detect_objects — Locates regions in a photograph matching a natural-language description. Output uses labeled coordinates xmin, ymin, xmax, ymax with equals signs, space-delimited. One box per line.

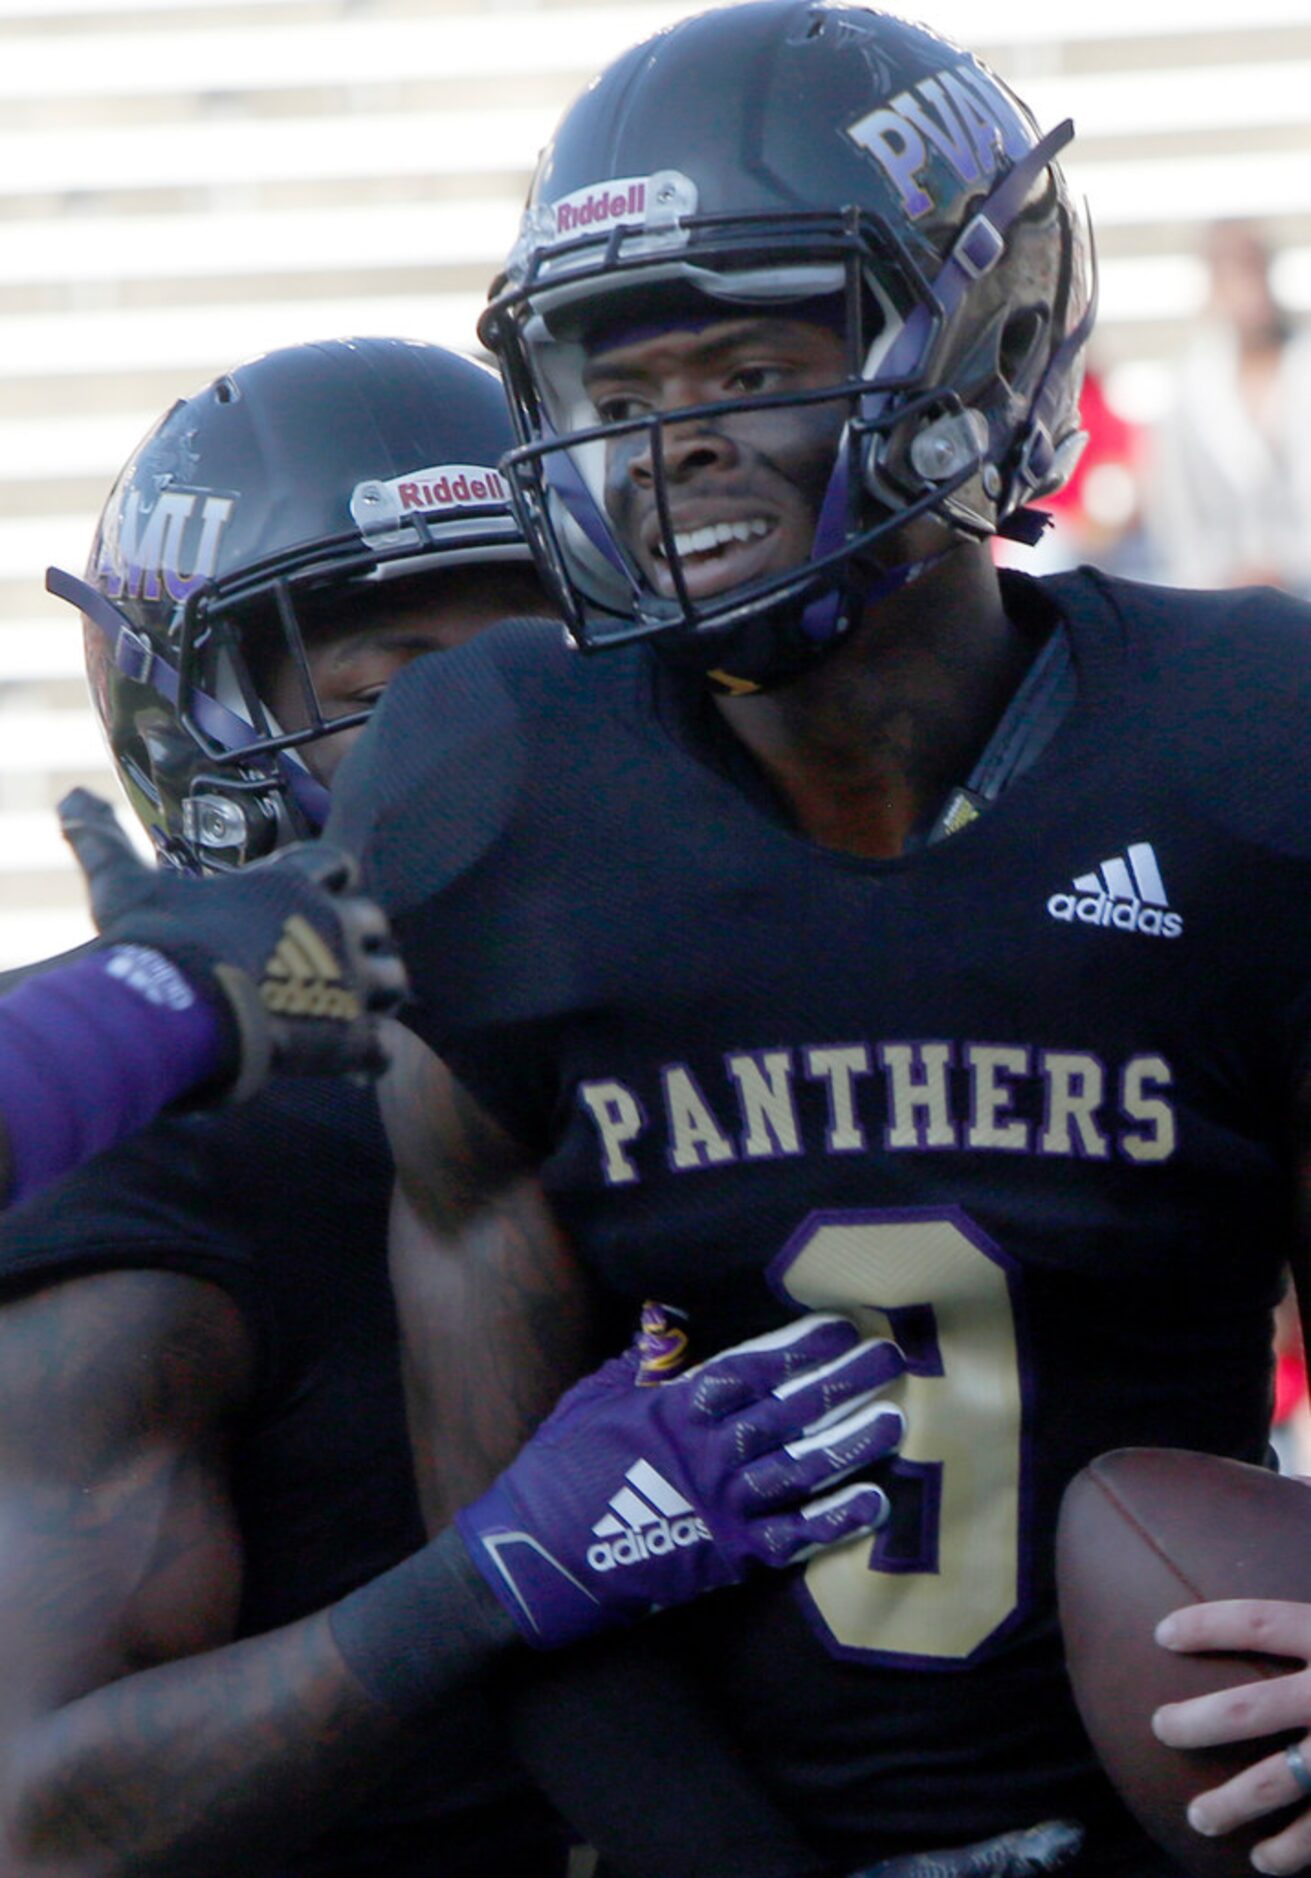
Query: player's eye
xmin=320 ymin=688 xmax=381 ymax=722
xmin=593 ymin=390 xmax=651 ymax=424
xmin=725 ymin=362 xmax=789 ymax=396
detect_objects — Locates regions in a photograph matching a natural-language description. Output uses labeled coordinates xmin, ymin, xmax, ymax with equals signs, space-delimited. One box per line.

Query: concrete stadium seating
xmin=2 ymin=0 xmax=1310 ymax=964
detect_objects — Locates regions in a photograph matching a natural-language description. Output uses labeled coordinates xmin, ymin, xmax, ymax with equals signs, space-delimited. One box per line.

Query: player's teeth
xmin=671 ymin=517 xmax=771 ymax=559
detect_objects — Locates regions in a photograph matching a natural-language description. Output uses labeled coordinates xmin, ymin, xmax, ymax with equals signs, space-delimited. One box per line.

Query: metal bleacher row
xmin=2 ymin=0 xmax=1311 ymax=966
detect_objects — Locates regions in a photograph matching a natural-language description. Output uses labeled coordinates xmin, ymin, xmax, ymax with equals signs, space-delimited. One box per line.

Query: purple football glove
xmin=455 ymin=1312 xmax=905 ymax=1649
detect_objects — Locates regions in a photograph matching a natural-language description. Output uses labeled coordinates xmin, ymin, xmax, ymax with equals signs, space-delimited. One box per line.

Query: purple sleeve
xmin=0 ymin=946 xmax=222 ymax=1208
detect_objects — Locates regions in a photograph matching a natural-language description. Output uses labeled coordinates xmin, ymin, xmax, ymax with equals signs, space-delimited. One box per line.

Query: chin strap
xmin=996 ymin=507 xmax=1055 ymax=547
xmin=701 ymin=539 xmax=960 ymax=697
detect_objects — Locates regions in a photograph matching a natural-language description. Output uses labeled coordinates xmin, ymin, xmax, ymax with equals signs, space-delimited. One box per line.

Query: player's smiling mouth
xmin=646 ymin=514 xmax=779 ymax=598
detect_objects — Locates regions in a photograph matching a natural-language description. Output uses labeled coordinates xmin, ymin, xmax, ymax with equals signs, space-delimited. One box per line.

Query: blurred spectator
xmin=1040 ymin=362 xmax=1148 ymax=571
xmin=1146 ymin=220 xmax=1311 ymax=594
xmin=1272 ymin=1283 xmax=1311 ymax=1478
xmin=996 ymin=360 xmax=1151 ymax=578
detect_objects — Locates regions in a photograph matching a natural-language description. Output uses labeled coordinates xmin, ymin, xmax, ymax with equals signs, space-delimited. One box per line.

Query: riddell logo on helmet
xmin=550 ymin=178 xmax=647 ymax=239
xmin=350 ymin=465 xmax=509 ymax=540
xmin=395 ymin=465 xmax=509 ymax=511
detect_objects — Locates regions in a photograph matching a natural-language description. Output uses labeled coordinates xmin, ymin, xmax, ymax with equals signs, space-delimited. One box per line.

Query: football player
xmin=325 ymin=6 xmax=1311 ymax=1877
xmin=0 ymin=335 xmax=910 ymax=1876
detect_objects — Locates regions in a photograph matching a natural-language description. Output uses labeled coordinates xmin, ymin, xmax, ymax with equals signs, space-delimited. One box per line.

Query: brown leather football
xmin=1057 ymin=1447 xmax=1311 ymax=1878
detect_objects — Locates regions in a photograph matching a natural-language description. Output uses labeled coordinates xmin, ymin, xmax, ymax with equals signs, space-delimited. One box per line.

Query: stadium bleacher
xmin=3 ymin=0 xmax=1310 ymax=964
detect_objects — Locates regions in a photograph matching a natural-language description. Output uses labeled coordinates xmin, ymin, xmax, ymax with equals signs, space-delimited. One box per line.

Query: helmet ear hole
xmin=999 ymin=308 xmax=1046 ymax=392
xmin=140 ymin=718 xmax=205 ymax=827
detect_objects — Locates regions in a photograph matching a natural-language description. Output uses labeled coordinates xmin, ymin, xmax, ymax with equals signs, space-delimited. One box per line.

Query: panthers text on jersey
xmin=331 ymin=567 xmax=1311 ymax=1874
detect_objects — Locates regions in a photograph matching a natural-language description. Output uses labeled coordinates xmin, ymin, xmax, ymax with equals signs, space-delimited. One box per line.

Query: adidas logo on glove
xmin=587 ymin=1458 xmax=711 ymax=1573
xmin=260 ymin=915 xmax=362 ymax=1020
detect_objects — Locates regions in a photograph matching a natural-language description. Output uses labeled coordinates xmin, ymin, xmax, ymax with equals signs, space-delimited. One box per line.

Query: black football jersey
xmin=330 ymin=568 xmax=1311 ymax=1873
xmin=0 ymin=1079 xmax=568 ymax=1877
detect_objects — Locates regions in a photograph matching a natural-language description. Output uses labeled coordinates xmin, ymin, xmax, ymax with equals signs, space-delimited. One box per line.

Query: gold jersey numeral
xmin=777 ymin=1210 xmax=1024 ymax=1662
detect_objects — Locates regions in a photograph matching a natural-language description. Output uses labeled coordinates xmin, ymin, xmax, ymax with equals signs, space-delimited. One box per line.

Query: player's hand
xmin=58 ymin=787 xmax=408 ymax=1101
xmin=851 ymin=1820 xmax=1085 ymax=1878
xmin=456 ymin=1311 xmax=906 ymax=1648
xmin=1154 ymin=1599 xmax=1311 ymax=1873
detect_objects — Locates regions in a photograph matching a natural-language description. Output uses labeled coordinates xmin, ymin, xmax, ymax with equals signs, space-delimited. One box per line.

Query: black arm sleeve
xmin=501 ymin=1625 xmax=834 ymax=1878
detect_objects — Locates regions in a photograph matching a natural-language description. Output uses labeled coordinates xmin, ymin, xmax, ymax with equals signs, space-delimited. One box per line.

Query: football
xmin=1057 ymin=1448 xmax=1311 ymax=1878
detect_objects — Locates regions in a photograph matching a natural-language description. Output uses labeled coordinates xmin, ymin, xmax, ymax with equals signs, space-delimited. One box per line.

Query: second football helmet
xmin=480 ymin=0 xmax=1095 ymax=690
xmin=51 ymin=337 xmax=531 ymax=868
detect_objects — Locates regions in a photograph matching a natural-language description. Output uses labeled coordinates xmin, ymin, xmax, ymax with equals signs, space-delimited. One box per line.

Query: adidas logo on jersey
xmin=1047 ymin=843 xmax=1182 ymax=939
xmin=586 ymin=1458 xmax=711 ymax=1573
xmin=260 ymin=915 xmax=362 ymax=1020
